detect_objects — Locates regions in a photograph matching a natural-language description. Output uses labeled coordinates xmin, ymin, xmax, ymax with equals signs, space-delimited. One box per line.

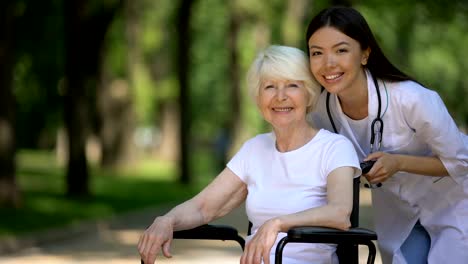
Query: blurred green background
xmin=0 ymin=0 xmax=467 ymax=237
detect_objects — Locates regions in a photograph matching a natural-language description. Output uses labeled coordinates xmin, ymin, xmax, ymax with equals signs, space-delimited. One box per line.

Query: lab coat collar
xmin=326 ymin=69 xmax=390 ymax=158
xmin=366 ymin=69 xmax=388 ymax=121
xmin=330 ymin=70 xmax=376 ymax=158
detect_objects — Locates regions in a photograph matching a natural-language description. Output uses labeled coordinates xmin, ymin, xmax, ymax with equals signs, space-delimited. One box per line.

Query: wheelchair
xmin=141 ymin=177 xmax=377 ymax=264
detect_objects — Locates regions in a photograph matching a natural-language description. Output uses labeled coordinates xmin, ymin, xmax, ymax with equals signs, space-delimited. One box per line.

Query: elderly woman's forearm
xmin=159 ymin=199 xmax=207 ymax=231
xmin=276 ymin=204 xmax=352 ymax=232
xmin=164 ymin=168 xmax=248 ymax=231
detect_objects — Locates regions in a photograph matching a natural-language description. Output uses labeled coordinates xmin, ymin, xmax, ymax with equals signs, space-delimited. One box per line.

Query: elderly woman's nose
xmin=276 ymin=88 xmax=288 ymax=100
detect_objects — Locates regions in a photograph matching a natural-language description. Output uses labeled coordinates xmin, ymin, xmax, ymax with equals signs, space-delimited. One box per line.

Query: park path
xmin=0 ymin=189 xmax=381 ymax=264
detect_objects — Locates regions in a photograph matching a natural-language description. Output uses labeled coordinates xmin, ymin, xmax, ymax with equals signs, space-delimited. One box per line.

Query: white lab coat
xmin=308 ymin=70 xmax=468 ymax=264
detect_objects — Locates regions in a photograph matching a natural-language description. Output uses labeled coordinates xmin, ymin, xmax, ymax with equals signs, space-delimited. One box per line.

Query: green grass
xmin=0 ymin=150 xmax=208 ymax=237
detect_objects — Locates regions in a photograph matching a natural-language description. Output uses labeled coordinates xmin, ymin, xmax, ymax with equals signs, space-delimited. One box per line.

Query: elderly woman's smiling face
xmin=257 ymin=78 xmax=310 ymax=129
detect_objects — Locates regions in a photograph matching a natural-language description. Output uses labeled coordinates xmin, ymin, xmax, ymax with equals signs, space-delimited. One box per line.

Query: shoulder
xmin=388 ymin=80 xmax=440 ymax=103
xmin=314 ymin=130 xmax=360 ymax=176
xmin=314 ymin=129 xmax=354 ymax=148
xmin=228 ymin=133 xmax=274 ymax=172
xmin=242 ymin=132 xmax=275 ymax=149
xmin=315 ymin=130 xmax=357 ymax=159
xmin=386 ymin=80 xmax=448 ymax=118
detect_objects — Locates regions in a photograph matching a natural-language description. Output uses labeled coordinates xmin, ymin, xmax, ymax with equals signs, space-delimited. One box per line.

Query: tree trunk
xmin=156 ymin=102 xmax=180 ymax=161
xmin=218 ymin=3 xmax=241 ymax=170
xmin=97 ymin=0 xmax=139 ymax=168
xmin=96 ymin=0 xmax=136 ymax=168
xmin=94 ymin=0 xmax=138 ymax=168
xmin=270 ymin=1 xmax=287 ymax=44
xmin=283 ymin=0 xmax=310 ymax=47
xmin=97 ymin=77 xmax=135 ymax=168
xmin=64 ymin=0 xmax=122 ymax=196
xmin=176 ymin=0 xmax=196 ymax=184
xmin=0 ymin=0 xmax=20 ymax=208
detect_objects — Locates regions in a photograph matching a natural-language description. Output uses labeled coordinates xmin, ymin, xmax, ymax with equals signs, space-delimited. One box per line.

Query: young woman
xmin=138 ymin=45 xmax=361 ymax=264
xmin=306 ymin=6 xmax=468 ymax=264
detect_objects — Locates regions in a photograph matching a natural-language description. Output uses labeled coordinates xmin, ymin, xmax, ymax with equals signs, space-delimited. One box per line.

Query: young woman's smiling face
xmin=257 ymin=79 xmax=310 ymax=130
xmin=308 ymin=26 xmax=370 ymax=97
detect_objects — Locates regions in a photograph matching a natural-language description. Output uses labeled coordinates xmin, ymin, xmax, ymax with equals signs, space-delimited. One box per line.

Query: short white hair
xmin=246 ymin=45 xmax=321 ymax=113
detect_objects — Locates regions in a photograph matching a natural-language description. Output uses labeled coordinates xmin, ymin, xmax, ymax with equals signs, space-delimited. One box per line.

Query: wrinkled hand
xmin=138 ymin=216 xmax=174 ymax=264
xmin=363 ymin=152 xmax=400 ymax=184
xmin=241 ymin=219 xmax=281 ymax=264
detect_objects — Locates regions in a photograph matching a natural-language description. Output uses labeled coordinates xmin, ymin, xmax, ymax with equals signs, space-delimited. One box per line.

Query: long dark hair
xmin=306 ymin=6 xmax=413 ymax=83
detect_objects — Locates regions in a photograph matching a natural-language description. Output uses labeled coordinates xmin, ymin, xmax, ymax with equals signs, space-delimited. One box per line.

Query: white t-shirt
xmin=344 ymin=115 xmax=371 ymax=155
xmin=227 ymin=129 xmax=360 ymax=264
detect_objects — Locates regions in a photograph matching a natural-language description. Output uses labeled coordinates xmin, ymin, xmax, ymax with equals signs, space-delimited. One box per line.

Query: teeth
xmin=274 ymin=107 xmax=292 ymax=112
xmin=325 ymin=74 xmax=341 ymax=80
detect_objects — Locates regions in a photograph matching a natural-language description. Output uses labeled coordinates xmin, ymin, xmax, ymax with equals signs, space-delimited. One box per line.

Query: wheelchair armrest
xmin=142 ymin=224 xmax=245 ymax=264
xmin=286 ymin=226 xmax=377 ymax=244
xmin=274 ymin=226 xmax=377 ymax=264
xmin=173 ymin=224 xmax=245 ymax=249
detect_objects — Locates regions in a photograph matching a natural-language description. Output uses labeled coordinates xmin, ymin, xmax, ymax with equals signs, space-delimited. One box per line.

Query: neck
xmin=274 ymin=122 xmax=317 ymax=152
xmin=338 ymin=69 xmax=368 ymax=120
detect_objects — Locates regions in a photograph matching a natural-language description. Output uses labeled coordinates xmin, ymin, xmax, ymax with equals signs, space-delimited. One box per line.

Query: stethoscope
xmin=325 ymin=74 xmax=384 ymax=188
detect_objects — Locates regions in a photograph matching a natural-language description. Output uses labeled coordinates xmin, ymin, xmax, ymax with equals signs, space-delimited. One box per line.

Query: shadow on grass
xmin=0 ymin=179 xmax=198 ymax=236
xmin=1 ymin=149 xmax=202 ymax=237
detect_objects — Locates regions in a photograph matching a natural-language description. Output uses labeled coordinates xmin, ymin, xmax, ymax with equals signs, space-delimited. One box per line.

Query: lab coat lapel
xmin=327 ymin=70 xmax=389 ymax=159
xmin=366 ymin=69 xmax=390 ymax=151
xmin=366 ymin=70 xmax=380 ymax=125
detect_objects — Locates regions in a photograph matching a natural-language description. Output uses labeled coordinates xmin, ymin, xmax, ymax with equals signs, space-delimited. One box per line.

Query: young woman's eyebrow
xmin=309 ymin=41 xmax=350 ymax=50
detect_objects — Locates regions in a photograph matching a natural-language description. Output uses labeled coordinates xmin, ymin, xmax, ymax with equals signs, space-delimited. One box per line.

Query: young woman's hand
xmin=363 ymin=152 xmax=400 ymax=184
xmin=240 ymin=218 xmax=281 ymax=264
xmin=138 ymin=216 xmax=175 ymax=264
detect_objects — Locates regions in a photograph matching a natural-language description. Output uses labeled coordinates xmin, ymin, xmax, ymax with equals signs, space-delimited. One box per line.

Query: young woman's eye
xmin=288 ymin=83 xmax=299 ymax=88
xmin=337 ymin=48 xmax=348 ymax=53
xmin=310 ymin=51 xmax=322 ymax=56
xmin=264 ymin=85 xmax=274 ymax=89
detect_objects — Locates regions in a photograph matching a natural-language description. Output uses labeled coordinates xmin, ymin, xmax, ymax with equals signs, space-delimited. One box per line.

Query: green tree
xmin=0 ymin=0 xmax=21 ymax=208
xmin=359 ymin=0 xmax=468 ymax=128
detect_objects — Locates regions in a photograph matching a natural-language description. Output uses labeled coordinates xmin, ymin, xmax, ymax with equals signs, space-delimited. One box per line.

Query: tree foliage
xmin=3 ymin=0 xmax=467 ymax=202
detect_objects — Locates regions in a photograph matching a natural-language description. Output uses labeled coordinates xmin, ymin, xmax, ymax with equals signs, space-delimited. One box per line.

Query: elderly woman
xmin=138 ymin=45 xmax=361 ymax=264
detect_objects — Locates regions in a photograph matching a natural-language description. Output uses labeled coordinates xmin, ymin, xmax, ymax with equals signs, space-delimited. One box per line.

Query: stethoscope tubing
xmin=325 ymin=73 xmax=383 ymax=152
xmin=325 ymin=73 xmax=384 ymax=189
